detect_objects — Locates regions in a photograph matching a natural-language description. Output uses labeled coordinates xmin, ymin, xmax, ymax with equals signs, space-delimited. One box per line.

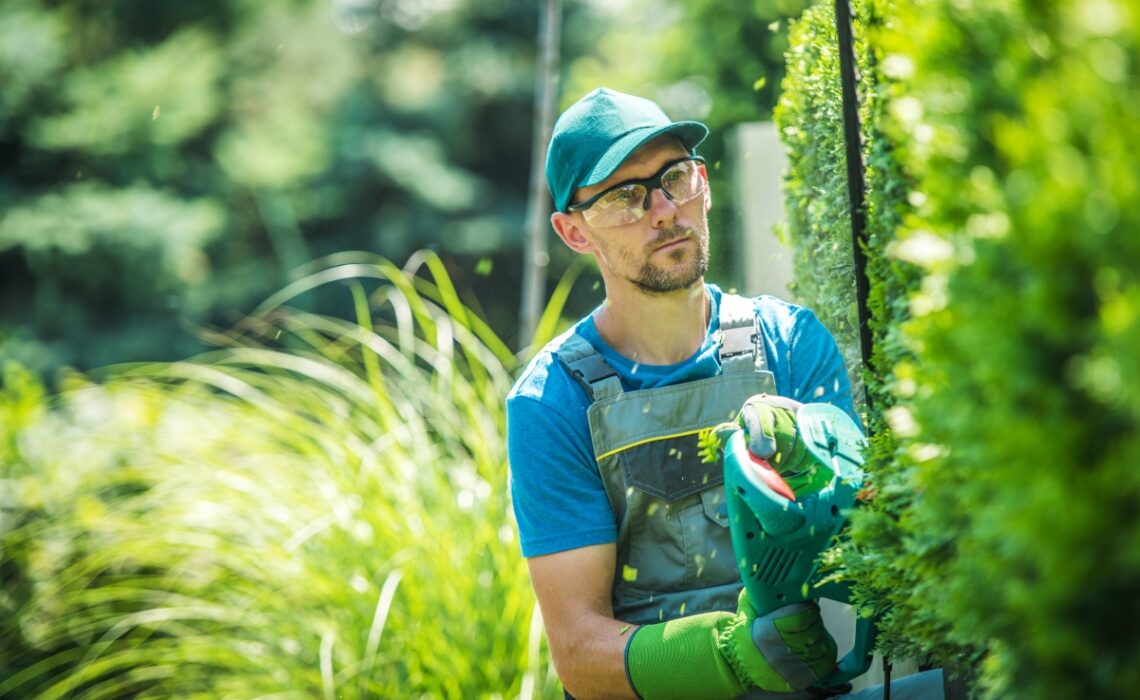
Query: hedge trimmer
xmin=714 ymin=394 xmax=877 ymax=692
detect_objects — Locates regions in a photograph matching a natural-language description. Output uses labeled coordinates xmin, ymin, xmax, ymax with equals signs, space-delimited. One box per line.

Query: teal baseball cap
xmin=545 ymin=88 xmax=709 ymax=212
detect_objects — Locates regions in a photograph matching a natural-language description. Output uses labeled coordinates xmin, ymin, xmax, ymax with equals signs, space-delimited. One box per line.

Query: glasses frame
xmin=566 ymin=156 xmax=706 ymax=226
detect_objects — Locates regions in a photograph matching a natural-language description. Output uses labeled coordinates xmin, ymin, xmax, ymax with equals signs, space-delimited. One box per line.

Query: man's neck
xmin=594 ymin=282 xmax=711 ymax=366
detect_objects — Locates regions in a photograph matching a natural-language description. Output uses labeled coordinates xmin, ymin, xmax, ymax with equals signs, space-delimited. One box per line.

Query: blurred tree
xmin=0 ymin=0 xmax=607 ymax=373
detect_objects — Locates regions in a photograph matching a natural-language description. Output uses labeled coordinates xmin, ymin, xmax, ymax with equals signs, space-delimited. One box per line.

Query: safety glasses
xmin=567 ymin=156 xmax=706 ymax=229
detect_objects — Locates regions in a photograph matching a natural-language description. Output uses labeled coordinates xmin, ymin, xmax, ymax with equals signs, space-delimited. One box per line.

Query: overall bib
xmin=558 ymin=294 xmax=776 ymax=625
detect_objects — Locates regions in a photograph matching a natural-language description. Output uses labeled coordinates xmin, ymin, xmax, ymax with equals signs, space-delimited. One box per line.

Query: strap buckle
xmin=569 ymin=353 xmax=619 ymax=386
xmin=718 ymin=325 xmax=756 ymax=359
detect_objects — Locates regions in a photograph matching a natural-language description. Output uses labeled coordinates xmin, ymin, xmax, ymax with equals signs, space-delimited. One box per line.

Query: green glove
xmin=625 ymin=589 xmax=837 ymax=699
xmin=739 ymin=394 xmax=832 ymax=497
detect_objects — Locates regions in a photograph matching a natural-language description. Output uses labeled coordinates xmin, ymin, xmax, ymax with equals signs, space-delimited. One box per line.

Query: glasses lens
xmin=661 ymin=160 xmax=703 ymax=204
xmin=581 ymin=184 xmax=648 ymax=228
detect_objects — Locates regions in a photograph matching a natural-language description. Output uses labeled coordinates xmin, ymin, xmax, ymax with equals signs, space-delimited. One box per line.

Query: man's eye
xmin=601 ymin=186 xmax=641 ymax=206
xmin=662 ymin=164 xmax=691 ymax=185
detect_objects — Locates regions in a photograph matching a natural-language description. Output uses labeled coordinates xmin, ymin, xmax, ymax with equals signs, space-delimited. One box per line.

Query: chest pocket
xmin=612 ymin=431 xmax=737 ymax=594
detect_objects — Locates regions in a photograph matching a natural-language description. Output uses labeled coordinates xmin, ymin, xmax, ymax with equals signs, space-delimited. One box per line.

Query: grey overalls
xmin=558 ymin=294 xmax=777 ymax=625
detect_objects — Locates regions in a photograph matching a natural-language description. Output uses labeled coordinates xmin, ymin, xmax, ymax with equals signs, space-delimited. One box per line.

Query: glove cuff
xmin=623 ymin=629 xmax=642 ymax=700
xmin=717 ymin=613 xmax=798 ymax=694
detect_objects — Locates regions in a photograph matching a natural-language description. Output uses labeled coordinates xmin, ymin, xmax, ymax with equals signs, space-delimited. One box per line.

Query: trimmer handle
xmin=813 ymin=579 xmax=879 ymax=689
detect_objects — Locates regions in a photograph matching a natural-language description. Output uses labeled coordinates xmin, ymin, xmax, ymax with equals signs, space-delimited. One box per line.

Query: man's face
xmin=566 ymin=137 xmax=711 ymax=296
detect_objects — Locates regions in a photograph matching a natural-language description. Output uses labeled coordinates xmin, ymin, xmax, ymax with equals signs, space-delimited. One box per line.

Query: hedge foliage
xmin=778 ymin=0 xmax=1140 ymax=696
xmin=775 ymin=0 xmax=867 ymax=388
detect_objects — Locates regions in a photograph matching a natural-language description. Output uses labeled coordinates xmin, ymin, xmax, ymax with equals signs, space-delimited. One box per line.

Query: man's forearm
xmin=548 ymin=613 xmax=639 ymax=700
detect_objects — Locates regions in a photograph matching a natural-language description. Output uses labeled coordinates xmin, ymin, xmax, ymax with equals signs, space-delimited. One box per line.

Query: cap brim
xmin=583 ymin=121 xmax=709 ymax=188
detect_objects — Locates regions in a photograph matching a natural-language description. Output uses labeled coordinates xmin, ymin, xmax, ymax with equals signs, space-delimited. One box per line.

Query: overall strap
xmin=717 ymin=293 xmax=768 ymax=374
xmin=557 ymin=333 xmax=624 ymax=402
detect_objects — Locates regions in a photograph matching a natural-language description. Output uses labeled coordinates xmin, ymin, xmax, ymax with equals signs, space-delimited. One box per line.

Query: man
xmin=507 ymin=88 xmax=941 ymax=700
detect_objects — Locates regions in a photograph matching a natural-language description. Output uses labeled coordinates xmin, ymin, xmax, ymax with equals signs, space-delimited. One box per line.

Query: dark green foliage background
xmin=778 ymin=0 xmax=1140 ymax=696
xmin=0 ymin=0 xmax=607 ymax=372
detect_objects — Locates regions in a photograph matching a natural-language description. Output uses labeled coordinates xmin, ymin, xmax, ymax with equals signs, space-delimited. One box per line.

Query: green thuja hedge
xmin=779 ymin=0 xmax=1140 ymax=696
xmin=774 ymin=0 xmax=869 ymax=389
xmin=776 ymin=0 xmax=920 ymax=418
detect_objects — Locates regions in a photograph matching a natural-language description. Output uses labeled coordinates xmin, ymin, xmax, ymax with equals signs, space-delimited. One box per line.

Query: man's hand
xmin=739 ymin=394 xmax=832 ymax=496
xmin=739 ymin=592 xmax=838 ymax=691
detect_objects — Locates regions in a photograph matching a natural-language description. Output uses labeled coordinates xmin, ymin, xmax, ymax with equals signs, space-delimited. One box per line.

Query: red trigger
xmin=748 ymin=453 xmax=796 ymax=501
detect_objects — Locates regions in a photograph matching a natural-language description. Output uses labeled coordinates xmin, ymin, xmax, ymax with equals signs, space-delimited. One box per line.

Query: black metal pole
xmin=834 ymin=0 xmax=875 ymax=416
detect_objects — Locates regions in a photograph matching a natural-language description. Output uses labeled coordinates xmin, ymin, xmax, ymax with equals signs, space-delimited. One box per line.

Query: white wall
xmin=729 ymin=121 xmax=795 ymax=301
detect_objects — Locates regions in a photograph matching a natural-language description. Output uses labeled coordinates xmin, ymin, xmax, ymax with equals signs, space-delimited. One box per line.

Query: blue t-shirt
xmin=506 ymin=284 xmax=857 ymax=558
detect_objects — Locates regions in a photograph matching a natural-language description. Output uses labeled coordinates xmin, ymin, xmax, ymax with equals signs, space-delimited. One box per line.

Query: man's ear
xmin=551 ymin=212 xmax=595 ymax=254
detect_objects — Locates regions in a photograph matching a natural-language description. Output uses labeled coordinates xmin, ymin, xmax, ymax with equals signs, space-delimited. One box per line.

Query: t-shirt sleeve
xmin=786 ymin=307 xmax=862 ymax=428
xmin=507 ymin=392 xmax=618 ymax=558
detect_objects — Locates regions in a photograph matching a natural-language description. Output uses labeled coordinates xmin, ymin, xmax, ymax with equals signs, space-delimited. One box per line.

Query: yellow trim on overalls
xmin=595 ymin=428 xmax=710 ymax=462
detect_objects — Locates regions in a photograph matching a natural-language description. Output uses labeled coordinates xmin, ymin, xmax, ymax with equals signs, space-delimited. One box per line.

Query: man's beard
xmin=631 ymin=228 xmax=709 ymax=295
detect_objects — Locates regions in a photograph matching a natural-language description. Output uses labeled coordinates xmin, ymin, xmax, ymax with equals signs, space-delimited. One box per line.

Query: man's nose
xmin=646 ymin=187 xmax=679 ymax=228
